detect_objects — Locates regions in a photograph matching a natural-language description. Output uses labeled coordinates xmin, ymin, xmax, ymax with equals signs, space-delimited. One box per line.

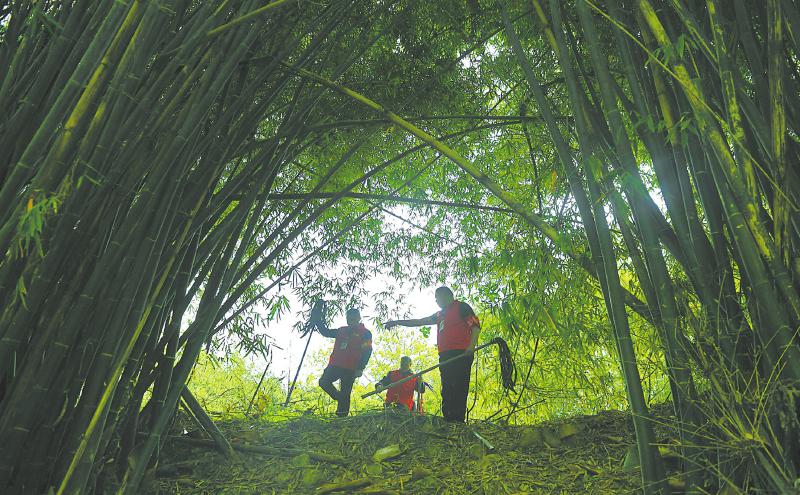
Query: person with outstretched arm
xmin=385 ymin=286 xmax=480 ymax=423
xmin=317 ymin=308 xmax=372 ymax=417
xmin=375 ymin=356 xmax=426 ymax=412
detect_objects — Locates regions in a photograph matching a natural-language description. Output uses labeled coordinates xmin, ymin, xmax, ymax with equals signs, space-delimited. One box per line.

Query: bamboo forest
xmin=1 ymin=0 xmax=799 ymax=493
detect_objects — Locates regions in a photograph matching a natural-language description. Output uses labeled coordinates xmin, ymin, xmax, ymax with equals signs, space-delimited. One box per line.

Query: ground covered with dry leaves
xmin=149 ymin=407 xmax=680 ymax=494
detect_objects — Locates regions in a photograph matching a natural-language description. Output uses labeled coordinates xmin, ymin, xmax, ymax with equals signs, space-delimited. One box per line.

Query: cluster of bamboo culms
xmin=493 ymin=1 xmax=799 ymax=493
xmin=0 ymin=1 xmax=400 ymax=493
xmin=303 ymin=0 xmax=798 ymax=493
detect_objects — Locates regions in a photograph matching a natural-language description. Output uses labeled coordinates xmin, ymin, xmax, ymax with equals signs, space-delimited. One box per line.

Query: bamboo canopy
xmin=0 ymin=0 xmax=798 ymax=494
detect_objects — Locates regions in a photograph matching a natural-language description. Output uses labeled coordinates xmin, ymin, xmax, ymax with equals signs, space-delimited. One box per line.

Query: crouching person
xmin=376 ymin=356 xmax=425 ymax=413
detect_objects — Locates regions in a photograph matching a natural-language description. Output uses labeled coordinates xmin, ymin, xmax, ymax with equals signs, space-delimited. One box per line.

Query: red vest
xmin=436 ymin=300 xmax=479 ymax=352
xmin=384 ymin=370 xmax=417 ymax=410
xmin=328 ymin=324 xmax=370 ymax=370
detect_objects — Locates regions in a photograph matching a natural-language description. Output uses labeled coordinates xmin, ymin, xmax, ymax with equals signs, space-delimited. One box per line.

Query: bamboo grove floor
xmin=147 ymin=407 xmax=681 ymax=494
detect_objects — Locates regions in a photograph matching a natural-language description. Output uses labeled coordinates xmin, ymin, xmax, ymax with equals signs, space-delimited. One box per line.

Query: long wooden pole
xmin=284 ymin=331 xmax=313 ymax=406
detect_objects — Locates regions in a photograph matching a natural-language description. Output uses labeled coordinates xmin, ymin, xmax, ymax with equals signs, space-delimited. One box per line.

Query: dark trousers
xmin=318 ymin=365 xmax=356 ymax=416
xmin=438 ymin=350 xmax=474 ymax=422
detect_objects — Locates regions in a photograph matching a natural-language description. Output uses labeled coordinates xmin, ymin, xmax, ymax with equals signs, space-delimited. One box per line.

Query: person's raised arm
xmin=313 ymin=319 xmax=337 ymax=338
xmin=384 ymin=313 xmax=437 ymax=329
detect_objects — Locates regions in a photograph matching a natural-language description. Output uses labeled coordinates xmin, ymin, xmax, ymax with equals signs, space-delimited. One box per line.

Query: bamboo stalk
xmin=576 ymin=3 xmax=701 ymax=490
xmin=637 ymin=0 xmax=800 ymax=379
xmin=767 ymin=0 xmax=790 ymax=267
xmin=540 ymin=2 xmax=666 ymax=491
xmin=181 ymin=388 xmax=237 ymax=460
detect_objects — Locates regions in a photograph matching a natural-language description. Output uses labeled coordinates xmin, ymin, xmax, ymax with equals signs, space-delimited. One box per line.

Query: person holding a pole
xmin=317 ymin=308 xmax=372 ymax=417
xmin=375 ymin=356 xmax=426 ymax=413
xmin=385 ymin=287 xmax=480 ymax=423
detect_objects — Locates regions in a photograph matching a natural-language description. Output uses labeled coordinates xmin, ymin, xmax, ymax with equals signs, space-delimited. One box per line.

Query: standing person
xmin=385 ymin=287 xmax=480 ymax=423
xmin=375 ymin=356 xmax=426 ymax=412
xmin=317 ymin=308 xmax=372 ymax=417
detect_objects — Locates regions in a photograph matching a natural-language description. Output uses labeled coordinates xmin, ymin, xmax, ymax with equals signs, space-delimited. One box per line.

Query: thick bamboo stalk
xmin=637 ymin=0 xmax=800 ymax=381
xmin=767 ymin=0 xmax=790 ymax=267
xmin=0 ymin=3 xmax=132 ymax=233
xmin=705 ymin=0 xmax=760 ymax=205
xmin=576 ymin=3 xmax=702 ymax=491
xmin=542 ymin=2 xmax=666 ymax=491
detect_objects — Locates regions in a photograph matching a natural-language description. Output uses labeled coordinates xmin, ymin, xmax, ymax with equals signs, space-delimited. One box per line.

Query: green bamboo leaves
xmin=0 ymin=2 xmax=389 ymax=493
xmin=488 ymin=0 xmax=800 ymax=492
xmin=1 ymin=1 xmax=798 ymax=494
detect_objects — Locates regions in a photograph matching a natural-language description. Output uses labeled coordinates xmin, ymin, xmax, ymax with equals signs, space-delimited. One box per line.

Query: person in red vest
xmin=317 ymin=308 xmax=372 ymax=417
xmin=375 ymin=356 xmax=425 ymax=412
xmin=385 ymin=286 xmax=480 ymax=423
